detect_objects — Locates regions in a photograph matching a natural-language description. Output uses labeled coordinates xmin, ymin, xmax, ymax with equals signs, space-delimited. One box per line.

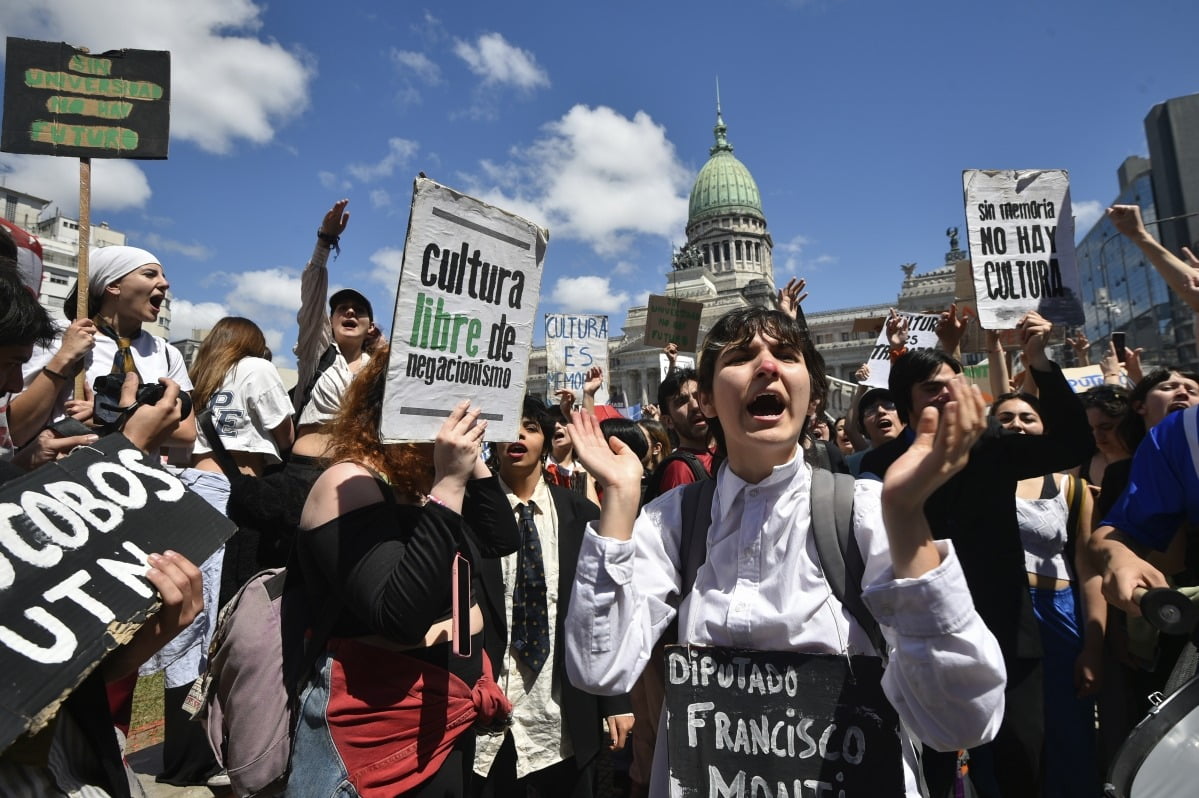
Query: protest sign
xmin=665 ymin=645 xmax=904 ymax=797
xmin=963 ymin=169 xmax=1084 ymax=329
xmin=0 ymin=434 xmax=235 ymax=752
xmin=382 ymin=177 xmax=547 ymax=442
xmin=660 ymin=352 xmax=696 ymax=381
xmin=2 ymin=37 xmax=170 ymax=159
xmin=545 ymin=314 xmax=609 ymax=404
xmin=1062 ymin=364 xmax=1106 ymax=394
xmin=861 ymin=312 xmax=941 ymax=389
xmin=644 ymin=295 xmax=703 ymax=351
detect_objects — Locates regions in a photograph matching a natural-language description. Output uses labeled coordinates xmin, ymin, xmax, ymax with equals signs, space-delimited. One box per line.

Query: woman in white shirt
xmin=143 ymin=316 xmax=292 ymax=789
xmin=15 ymin=245 xmax=195 ymax=450
xmin=563 ymin=307 xmax=1006 ymax=798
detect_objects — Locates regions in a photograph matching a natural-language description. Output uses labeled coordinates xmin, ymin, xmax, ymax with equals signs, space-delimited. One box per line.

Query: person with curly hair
xmin=289 ymin=346 xmax=520 ymax=797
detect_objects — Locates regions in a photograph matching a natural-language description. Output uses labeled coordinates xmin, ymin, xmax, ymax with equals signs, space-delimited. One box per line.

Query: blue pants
xmin=1030 ymin=584 xmax=1099 ymax=798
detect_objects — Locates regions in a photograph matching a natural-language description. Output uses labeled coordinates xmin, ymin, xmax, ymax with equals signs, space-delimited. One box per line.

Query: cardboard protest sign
xmin=861 ymin=312 xmax=941 ymax=389
xmin=2 ymin=37 xmax=170 ymax=159
xmin=644 ymin=295 xmax=703 ymax=351
xmin=544 ymin=314 xmax=608 ymax=404
xmin=0 ymin=434 xmax=235 ymax=752
xmin=659 ymin=352 xmax=696 ymax=381
xmin=382 ymin=177 xmax=547 ymax=442
xmin=963 ymin=170 xmax=1084 ymax=329
xmin=1062 ymin=364 xmax=1106 ymax=394
xmin=665 ymin=645 xmax=904 ymax=797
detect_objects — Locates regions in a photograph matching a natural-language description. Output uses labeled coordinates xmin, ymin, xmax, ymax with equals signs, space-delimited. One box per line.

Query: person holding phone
xmin=290 ymin=346 xmax=519 ymax=798
xmin=473 ymin=396 xmax=633 ymax=798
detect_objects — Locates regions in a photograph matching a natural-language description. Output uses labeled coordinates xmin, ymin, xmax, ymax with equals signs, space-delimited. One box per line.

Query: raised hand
xmin=885 ymin=308 xmax=910 ymax=350
xmin=319 ymin=198 xmax=350 ymax=239
xmin=776 ymin=277 xmax=808 ymax=320
xmin=1018 ymin=310 xmax=1052 ymax=370
xmin=432 ymin=400 xmax=487 ymax=489
xmin=882 ymin=375 xmax=986 ymax=523
xmin=566 ymin=408 xmax=643 ymax=495
xmin=936 ymin=302 xmax=969 ymax=354
xmin=583 ymin=366 xmax=604 ymax=398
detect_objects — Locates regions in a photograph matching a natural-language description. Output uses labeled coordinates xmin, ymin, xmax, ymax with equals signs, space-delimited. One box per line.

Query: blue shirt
xmin=1102 ymin=405 xmax=1199 ymax=551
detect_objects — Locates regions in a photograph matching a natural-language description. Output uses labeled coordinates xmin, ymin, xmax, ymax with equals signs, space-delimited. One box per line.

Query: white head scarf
xmin=88 ymin=246 xmax=160 ymax=294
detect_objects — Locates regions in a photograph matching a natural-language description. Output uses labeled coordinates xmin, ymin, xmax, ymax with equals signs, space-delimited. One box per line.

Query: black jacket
xmin=860 ymin=362 xmax=1093 ymax=663
xmin=478 ymin=482 xmax=631 ymax=773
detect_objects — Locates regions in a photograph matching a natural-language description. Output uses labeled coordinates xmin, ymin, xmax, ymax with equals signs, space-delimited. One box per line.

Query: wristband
xmin=316 ymin=230 xmax=341 ymax=258
xmin=426 ymin=493 xmax=448 ymax=508
xmin=42 ymin=366 xmax=70 ymax=382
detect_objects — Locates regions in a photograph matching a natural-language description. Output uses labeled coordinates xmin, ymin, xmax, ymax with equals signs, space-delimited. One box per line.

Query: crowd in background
xmin=0 ymin=199 xmax=1196 ymax=797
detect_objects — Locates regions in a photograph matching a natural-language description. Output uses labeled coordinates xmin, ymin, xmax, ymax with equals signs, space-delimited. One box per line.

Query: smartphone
xmin=1112 ymin=332 xmax=1127 ymax=363
xmin=49 ymin=417 xmax=94 ymax=438
xmin=451 ymin=553 xmax=471 ymax=658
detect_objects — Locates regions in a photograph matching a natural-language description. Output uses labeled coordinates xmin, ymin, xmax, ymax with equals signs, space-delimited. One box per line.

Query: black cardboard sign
xmin=2 ymin=37 xmax=170 ymax=159
xmin=644 ymin=294 xmax=703 ymax=352
xmin=664 ymin=645 xmax=905 ymax=797
xmin=0 ymin=435 xmax=234 ymax=752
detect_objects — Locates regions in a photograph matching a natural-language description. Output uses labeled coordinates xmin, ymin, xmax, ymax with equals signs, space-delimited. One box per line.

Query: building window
xmin=4 ymin=195 xmax=15 ymax=221
xmin=841 ymin=332 xmax=850 ymax=342
xmin=723 ymin=242 xmax=731 ymax=263
xmin=735 ymin=241 xmax=743 ymax=262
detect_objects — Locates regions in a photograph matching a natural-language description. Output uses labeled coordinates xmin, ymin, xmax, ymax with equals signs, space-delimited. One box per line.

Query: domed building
xmin=582 ymin=103 xmax=781 ymax=407
xmin=676 ymin=102 xmax=775 ymax=302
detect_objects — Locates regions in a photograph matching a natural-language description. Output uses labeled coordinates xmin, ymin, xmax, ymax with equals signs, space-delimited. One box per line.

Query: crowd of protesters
xmin=0 ymin=198 xmax=1198 ymax=798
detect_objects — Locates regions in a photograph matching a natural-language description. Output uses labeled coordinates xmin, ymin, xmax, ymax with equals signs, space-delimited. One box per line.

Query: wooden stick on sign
xmin=75 ymin=156 xmax=91 ymax=399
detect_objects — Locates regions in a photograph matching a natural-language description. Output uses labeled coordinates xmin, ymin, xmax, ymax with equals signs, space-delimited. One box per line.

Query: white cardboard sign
xmin=381 ymin=178 xmax=547 ymax=442
xmin=544 ymin=314 xmax=609 ymax=405
xmin=861 ymin=312 xmax=941 ymax=389
xmin=659 ymin=352 xmax=695 ymax=381
xmin=963 ymin=169 xmax=1085 ymax=330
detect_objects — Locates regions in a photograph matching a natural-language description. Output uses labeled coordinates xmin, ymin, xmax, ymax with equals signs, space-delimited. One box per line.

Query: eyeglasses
xmin=863 ymin=400 xmax=896 ymax=417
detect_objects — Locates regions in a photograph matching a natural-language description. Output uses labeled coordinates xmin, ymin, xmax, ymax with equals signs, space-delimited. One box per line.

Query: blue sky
xmin=2 ymin=0 xmax=1197 ymax=359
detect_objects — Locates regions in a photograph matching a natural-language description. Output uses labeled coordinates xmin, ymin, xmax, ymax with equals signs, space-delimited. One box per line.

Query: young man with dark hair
xmin=844 ymin=387 xmax=904 ymax=476
xmin=860 ymin=311 xmax=1093 ymax=798
xmin=565 ymin=306 xmax=1005 ymax=797
xmin=644 ymin=367 xmax=715 ymax=498
xmin=474 ymin=396 xmax=632 ymax=798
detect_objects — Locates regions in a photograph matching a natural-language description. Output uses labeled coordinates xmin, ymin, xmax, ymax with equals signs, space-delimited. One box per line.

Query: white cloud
xmin=1073 ymin=200 xmax=1103 ymax=238
xmin=0 ymin=154 xmax=151 ymax=215
xmin=133 ymin=232 xmax=212 ymax=260
xmin=368 ymin=247 xmax=405 ymax=289
xmin=218 ymin=267 xmax=303 ymax=324
xmin=346 ymin=138 xmax=419 ymax=183
xmin=2 ymin=0 xmax=314 ymax=155
xmin=370 ymin=189 xmax=392 ymax=209
xmin=453 ymin=33 xmax=549 ymax=91
xmin=466 ymin=105 xmax=691 ymax=256
xmin=169 ymin=299 xmax=229 ymax=337
xmin=613 ymin=260 xmax=637 ymax=276
xmin=318 ymin=171 xmax=350 ymax=191
xmin=391 ymin=49 xmax=442 ymax=84
xmin=775 ymin=233 xmax=836 ymax=274
xmin=550 ymin=275 xmax=630 ymax=313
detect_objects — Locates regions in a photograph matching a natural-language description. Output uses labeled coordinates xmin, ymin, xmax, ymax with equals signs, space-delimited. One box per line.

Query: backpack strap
xmin=678 ymin=477 xmax=717 ymax=598
xmin=198 ymin=409 xmax=242 ymax=482
xmin=809 ymin=469 xmax=885 ymax=657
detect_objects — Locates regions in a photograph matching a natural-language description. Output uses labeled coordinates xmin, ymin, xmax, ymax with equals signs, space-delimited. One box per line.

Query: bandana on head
xmin=88 ymin=246 xmax=160 ymax=296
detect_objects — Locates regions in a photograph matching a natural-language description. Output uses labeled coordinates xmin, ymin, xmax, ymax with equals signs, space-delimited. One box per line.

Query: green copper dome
xmin=687 ymin=109 xmax=763 ymax=225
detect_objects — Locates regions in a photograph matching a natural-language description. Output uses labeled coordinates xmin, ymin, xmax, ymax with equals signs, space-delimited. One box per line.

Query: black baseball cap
xmin=857 ymin=388 xmax=894 ymax=434
xmin=329 ymin=288 xmax=373 ymax=319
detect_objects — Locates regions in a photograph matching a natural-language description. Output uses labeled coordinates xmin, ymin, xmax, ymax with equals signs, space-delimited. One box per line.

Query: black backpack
xmin=642 ymin=449 xmax=713 ymax=506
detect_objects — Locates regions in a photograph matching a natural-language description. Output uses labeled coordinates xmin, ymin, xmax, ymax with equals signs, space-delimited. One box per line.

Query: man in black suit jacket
xmin=473 ymin=397 xmax=632 ymax=798
xmin=860 ymin=312 xmax=1092 ymax=798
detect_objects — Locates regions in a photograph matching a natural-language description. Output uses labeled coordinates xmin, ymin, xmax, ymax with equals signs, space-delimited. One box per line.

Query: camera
xmin=92 ymin=374 xmax=194 ymax=432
